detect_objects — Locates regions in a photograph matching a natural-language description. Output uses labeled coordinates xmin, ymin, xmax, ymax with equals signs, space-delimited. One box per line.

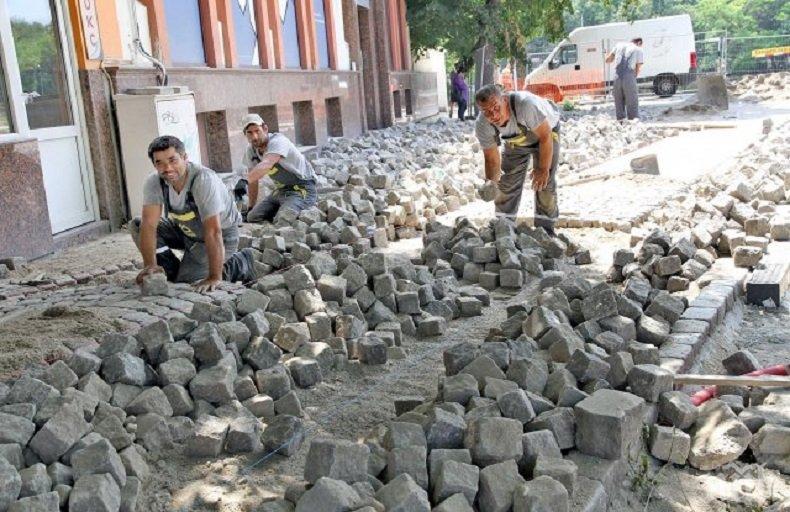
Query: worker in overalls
xmin=131 ymin=135 xmax=255 ymax=292
xmin=241 ymin=114 xmax=318 ymax=224
xmin=606 ymin=37 xmax=644 ymax=120
xmin=474 ymin=84 xmax=561 ymax=234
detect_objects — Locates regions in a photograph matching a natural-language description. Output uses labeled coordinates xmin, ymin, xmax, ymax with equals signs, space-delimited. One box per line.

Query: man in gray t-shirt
xmin=240 ymin=113 xmax=317 ymax=224
xmin=606 ymin=38 xmax=644 ymax=120
xmin=474 ymin=84 xmax=562 ymax=234
xmin=131 ymin=135 xmax=255 ymax=291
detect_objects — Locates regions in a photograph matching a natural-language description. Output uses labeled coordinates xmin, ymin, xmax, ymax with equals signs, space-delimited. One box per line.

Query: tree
xmin=407 ymin=0 xmax=576 ymax=78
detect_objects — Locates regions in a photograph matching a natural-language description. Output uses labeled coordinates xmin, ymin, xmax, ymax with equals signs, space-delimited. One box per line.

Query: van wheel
xmin=654 ymin=75 xmax=677 ymax=97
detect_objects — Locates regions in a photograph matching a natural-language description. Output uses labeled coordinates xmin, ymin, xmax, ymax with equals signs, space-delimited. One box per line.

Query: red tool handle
xmin=689 ymin=364 xmax=788 ymax=406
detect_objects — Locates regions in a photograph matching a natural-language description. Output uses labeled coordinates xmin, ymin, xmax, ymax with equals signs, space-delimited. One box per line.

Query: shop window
xmin=8 ymin=0 xmax=73 ymax=129
xmin=293 ymin=101 xmax=316 ymax=146
xmin=249 ymin=105 xmax=279 ymax=133
xmin=199 ymin=110 xmax=232 ymax=172
xmin=313 ymin=0 xmax=330 ymax=69
xmin=163 ymin=0 xmax=206 ymax=65
xmin=232 ymin=0 xmax=259 ymax=66
xmin=393 ymin=90 xmax=402 ymax=119
xmin=281 ymin=0 xmax=301 ymax=68
xmin=325 ymin=97 xmax=342 ymax=137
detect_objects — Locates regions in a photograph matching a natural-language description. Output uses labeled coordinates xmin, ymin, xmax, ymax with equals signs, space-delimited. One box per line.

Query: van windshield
xmin=542 ymin=39 xmax=568 ymax=66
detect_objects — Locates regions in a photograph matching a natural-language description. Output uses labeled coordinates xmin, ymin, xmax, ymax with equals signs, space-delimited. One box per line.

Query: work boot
xmin=223 ymin=248 xmax=257 ymax=284
xmin=156 ymin=249 xmax=181 ymax=282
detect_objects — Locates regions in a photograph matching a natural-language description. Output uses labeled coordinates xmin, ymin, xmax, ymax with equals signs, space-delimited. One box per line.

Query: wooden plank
xmin=674 ymin=374 xmax=790 ymax=387
xmin=746 ymin=240 xmax=790 ymax=307
xmin=747 ymin=261 xmax=790 ymax=307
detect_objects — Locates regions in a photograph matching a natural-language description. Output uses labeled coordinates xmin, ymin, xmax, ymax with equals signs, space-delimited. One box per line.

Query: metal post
xmin=722 ymin=30 xmax=728 ymax=78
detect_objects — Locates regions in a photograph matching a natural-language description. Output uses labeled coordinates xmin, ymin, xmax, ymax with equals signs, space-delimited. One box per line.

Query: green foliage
xmin=630 ymin=453 xmax=659 ymax=500
xmin=407 ymin=0 xmax=579 ymax=67
xmin=10 ymin=19 xmax=58 ymax=94
xmin=562 ymin=99 xmax=576 ymax=110
xmin=408 ymin=0 xmax=785 ymax=79
xmin=563 ymin=0 xmax=787 ymax=36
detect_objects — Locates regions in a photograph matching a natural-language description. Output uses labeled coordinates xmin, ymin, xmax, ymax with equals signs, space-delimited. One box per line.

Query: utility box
xmin=115 ymin=86 xmax=202 ymax=218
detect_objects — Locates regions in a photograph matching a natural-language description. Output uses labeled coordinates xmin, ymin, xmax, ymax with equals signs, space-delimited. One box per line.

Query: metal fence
xmin=725 ymin=34 xmax=790 ymax=75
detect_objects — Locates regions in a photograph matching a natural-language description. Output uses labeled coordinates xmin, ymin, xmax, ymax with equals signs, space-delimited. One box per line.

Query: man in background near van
xmin=606 ymin=37 xmax=644 ymax=120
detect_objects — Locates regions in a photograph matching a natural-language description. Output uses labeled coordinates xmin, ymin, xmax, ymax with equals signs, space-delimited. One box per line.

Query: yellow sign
xmin=751 ymin=46 xmax=790 ymax=58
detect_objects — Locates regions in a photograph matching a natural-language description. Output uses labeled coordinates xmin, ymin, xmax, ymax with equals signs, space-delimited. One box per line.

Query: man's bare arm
xmin=203 ymin=215 xmax=224 ymax=281
xmin=247 ymin=153 xmax=282 ymax=208
xmin=532 ymin=120 xmax=554 ymax=191
xmin=483 ymin=147 xmax=501 ymax=182
xmin=248 ymin=154 xmax=282 ymax=183
xmin=635 ymin=62 xmax=643 ymax=77
xmin=605 ymin=52 xmax=615 ymax=63
xmin=140 ymin=204 xmax=163 ymax=268
xmin=248 ymin=179 xmax=259 ymax=208
xmin=136 ymin=204 xmax=164 ymax=284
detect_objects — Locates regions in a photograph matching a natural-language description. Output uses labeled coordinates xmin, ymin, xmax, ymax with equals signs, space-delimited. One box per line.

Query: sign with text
xmin=78 ymin=0 xmax=102 ymax=60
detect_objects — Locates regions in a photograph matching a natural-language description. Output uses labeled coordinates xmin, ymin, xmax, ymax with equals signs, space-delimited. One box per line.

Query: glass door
xmin=0 ymin=0 xmax=96 ymax=233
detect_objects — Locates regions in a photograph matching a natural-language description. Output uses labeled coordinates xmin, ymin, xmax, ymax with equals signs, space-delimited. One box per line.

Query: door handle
xmin=575 ymin=64 xmax=581 ymax=70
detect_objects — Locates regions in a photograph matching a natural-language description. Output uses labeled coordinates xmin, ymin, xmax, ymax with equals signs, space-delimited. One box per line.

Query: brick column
xmin=324 ymin=0 xmax=338 ymax=69
xmin=341 ymin=0 xmax=361 ymax=70
xmin=372 ymin=0 xmax=393 ymax=126
xmin=198 ymin=0 xmax=223 ymax=67
xmin=138 ymin=0 xmax=170 ymax=65
xmin=266 ymin=0 xmax=285 ymax=68
xmin=386 ymin=0 xmax=402 ymax=70
xmin=253 ymin=0 xmax=273 ymax=68
xmin=305 ymin=0 xmax=319 ymax=70
xmin=398 ymin=0 xmax=410 ymax=71
xmin=217 ymin=0 xmax=239 ymax=67
xmin=295 ymin=0 xmax=313 ymax=69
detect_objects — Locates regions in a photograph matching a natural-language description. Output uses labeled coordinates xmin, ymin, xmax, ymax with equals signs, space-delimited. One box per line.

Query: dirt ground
xmin=0 ymin=306 xmax=127 ymax=380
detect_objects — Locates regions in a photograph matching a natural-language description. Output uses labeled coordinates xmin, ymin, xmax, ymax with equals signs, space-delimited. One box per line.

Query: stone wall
xmin=0 ymin=138 xmax=54 ymax=260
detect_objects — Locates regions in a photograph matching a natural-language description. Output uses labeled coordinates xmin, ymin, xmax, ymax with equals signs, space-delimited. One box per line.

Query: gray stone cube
xmin=574 ymin=390 xmax=644 ymax=460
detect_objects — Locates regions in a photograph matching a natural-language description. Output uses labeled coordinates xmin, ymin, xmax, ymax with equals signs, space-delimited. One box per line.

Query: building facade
xmin=0 ymin=0 xmax=439 ymax=260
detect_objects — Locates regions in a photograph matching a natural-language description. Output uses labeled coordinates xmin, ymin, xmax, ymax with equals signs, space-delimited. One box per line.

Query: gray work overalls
xmin=246 ymin=150 xmax=318 ymax=224
xmin=613 ymin=46 xmax=639 ymax=120
xmin=493 ymin=94 xmax=561 ymax=232
xmin=131 ymin=170 xmax=241 ymax=283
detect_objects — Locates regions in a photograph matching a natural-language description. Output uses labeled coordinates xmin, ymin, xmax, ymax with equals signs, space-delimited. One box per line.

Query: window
xmin=281 ymin=0 xmax=301 ymax=68
xmin=325 ymin=97 xmax=342 ymax=137
xmin=8 ymin=0 xmax=73 ymax=129
xmin=292 ymin=100 xmax=315 ymax=145
xmin=163 ymin=0 xmax=206 ymax=65
xmin=560 ymin=45 xmax=578 ymax=65
xmin=0 ymin=56 xmax=13 ymax=134
xmin=313 ymin=0 xmax=330 ymax=69
xmin=232 ymin=0 xmax=259 ymax=66
xmin=249 ymin=105 xmax=279 ymax=132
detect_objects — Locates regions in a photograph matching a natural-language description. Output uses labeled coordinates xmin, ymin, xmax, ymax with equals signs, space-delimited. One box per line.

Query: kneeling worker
xmin=241 ymin=114 xmax=317 ymax=223
xmin=132 ymin=135 xmax=255 ymax=292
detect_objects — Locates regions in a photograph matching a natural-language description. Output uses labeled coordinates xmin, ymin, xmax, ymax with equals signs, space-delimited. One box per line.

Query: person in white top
xmin=606 ymin=37 xmax=645 ymax=120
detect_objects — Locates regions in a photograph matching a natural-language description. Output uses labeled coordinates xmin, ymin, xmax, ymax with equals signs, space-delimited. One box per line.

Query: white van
xmin=525 ymin=15 xmax=697 ymax=101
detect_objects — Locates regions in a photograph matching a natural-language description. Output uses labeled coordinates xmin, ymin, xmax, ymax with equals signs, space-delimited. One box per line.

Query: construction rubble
xmin=0 ymin=96 xmax=789 ymax=512
xmin=730 ymin=72 xmax=790 ymax=103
